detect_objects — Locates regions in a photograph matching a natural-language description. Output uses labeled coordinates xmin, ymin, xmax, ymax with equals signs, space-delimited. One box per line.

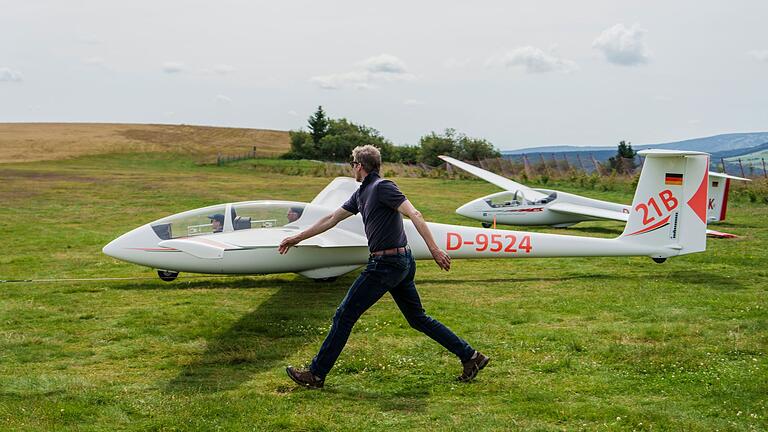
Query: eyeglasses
xmin=349 ymin=161 xmax=361 ymax=168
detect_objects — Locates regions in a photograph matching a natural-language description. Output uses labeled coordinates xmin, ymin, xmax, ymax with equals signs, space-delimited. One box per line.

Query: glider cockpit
xmin=149 ymin=201 xmax=308 ymax=240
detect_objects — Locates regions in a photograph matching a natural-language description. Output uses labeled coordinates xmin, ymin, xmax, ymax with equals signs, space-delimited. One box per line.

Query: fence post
xmin=763 ymin=158 xmax=767 ymax=179
xmin=539 ymin=153 xmax=549 ymax=175
xmin=252 ymin=146 xmax=257 ymax=158
xmin=738 ymin=158 xmax=746 ymax=178
xmin=550 ymin=153 xmax=561 ymax=175
xmin=523 ymin=154 xmax=533 ymax=178
xmin=720 ymin=157 xmax=727 ymax=174
xmin=576 ymin=153 xmax=585 ymax=172
xmin=217 ymin=153 xmax=221 ymax=166
xmin=590 ymin=153 xmax=602 ymax=176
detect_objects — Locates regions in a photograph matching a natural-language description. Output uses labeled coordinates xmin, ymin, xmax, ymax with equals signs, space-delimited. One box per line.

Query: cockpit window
xmin=151 ymin=204 xmax=227 ymax=240
xmin=231 ymin=202 xmax=306 ymax=230
xmin=484 ymin=192 xmax=524 ymax=209
xmin=149 ymin=202 xmax=308 ymax=240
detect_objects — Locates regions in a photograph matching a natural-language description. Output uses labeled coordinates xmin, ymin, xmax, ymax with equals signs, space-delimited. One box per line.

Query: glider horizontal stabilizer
xmin=548 ymin=202 xmax=629 ymax=222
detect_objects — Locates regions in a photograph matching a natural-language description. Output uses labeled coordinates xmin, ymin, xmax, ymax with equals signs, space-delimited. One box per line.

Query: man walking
xmin=278 ymin=145 xmax=488 ymax=389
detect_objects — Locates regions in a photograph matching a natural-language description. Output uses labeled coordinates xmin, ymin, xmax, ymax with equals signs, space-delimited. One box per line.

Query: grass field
xmin=1 ymin=152 xmax=766 ymax=431
xmin=0 ymin=123 xmax=290 ymax=164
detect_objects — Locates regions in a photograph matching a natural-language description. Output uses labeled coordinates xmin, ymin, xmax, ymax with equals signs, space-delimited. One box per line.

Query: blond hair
xmin=352 ymin=145 xmax=381 ymax=173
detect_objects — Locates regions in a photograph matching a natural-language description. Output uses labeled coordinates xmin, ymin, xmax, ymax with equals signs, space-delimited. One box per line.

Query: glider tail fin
xmin=619 ymin=150 xmax=709 ymax=257
xmin=706 ymin=172 xmax=749 ymax=223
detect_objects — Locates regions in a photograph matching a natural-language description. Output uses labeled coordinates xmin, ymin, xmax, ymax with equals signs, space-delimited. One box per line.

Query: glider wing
xmin=310 ymin=177 xmax=360 ymax=209
xmin=158 ymin=237 xmax=242 ymax=259
xmin=439 ymin=155 xmax=550 ymax=202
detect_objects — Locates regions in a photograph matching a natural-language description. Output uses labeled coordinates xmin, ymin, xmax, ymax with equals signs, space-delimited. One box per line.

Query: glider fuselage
xmin=456 ymin=189 xmax=630 ymax=227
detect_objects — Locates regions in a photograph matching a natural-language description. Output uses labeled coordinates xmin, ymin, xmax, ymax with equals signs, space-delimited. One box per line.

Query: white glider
xmin=104 ymin=150 xmax=710 ymax=281
xmin=440 ymin=155 xmax=748 ymax=235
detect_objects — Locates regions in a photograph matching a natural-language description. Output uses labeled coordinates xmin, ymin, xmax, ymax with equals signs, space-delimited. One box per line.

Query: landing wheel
xmin=313 ymin=277 xmax=338 ymax=283
xmin=651 ymin=258 xmax=667 ymax=264
xmin=481 ymin=222 xmax=492 ymax=228
xmin=157 ymin=270 xmax=179 ymax=282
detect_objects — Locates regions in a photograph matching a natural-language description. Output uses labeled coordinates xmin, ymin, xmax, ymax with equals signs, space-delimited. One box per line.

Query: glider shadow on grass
xmin=163 ymin=278 xmax=347 ymax=394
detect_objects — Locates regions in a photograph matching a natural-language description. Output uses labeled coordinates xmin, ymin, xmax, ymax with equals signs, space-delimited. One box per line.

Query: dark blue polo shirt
xmin=342 ymin=171 xmax=408 ymax=253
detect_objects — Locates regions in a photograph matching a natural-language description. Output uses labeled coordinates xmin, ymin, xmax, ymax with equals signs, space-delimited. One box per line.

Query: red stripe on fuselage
xmin=626 ymin=215 xmax=671 ymax=236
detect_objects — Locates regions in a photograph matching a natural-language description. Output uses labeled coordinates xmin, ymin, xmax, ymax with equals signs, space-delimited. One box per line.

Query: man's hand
xmin=278 ymin=235 xmax=301 ymax=254
xmin=430 ymin=248 xmax=451 ymax=271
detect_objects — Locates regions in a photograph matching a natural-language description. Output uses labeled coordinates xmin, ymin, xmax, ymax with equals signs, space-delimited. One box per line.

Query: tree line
xmin=282 ymin=106 xmax=500 ymax=166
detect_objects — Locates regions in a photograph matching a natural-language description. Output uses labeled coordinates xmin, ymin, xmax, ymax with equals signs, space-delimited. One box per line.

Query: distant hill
xmin=0 ymin=123 xmax=291 ymax=164
xmin=504 ymin=132 xmax=768 ymax=156
xmin=712 ymin=142 xmax=768 ymax=159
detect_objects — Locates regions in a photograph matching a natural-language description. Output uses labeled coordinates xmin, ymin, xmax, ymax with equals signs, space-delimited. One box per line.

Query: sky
xmin=1 ymin=1 xmax=767 ymax=150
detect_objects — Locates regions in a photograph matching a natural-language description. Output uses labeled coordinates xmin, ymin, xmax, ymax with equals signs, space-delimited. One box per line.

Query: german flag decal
xmin=665 ymin=173 xmax=683 ymax=186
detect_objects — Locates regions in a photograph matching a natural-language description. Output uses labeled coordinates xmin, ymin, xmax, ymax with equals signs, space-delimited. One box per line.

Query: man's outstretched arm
xmin=278 ymin=207 xmax=353 ymax=254
xmin=397 ymin=200 xmax=451 ymax=271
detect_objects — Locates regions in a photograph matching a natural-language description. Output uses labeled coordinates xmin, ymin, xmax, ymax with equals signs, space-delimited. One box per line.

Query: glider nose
xmin=102 ymin=238 xmax=120 ymax=259
xmin=102 ymin=224 xmax=160 ymax=263
xmin=456 ymin=200 xmax=477 ymax=218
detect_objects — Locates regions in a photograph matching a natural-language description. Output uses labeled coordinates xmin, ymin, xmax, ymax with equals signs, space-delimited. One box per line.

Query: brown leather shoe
xmin=286 ymin=366 xmax=324 ymax=389
xmin=458 ymin=351 xmax=490 ymax=382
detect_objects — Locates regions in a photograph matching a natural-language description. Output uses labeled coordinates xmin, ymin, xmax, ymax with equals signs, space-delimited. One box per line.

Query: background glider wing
xmin=548 ymin=202 xmax=629 ymax=222
xmin=439 ymin=155 xmax=550 ymax=202
xmin=708 ymin=171 xmax=751 ymax=182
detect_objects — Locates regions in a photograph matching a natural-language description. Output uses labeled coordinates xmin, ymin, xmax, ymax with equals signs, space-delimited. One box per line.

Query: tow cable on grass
xmin=0 ymin=275 xmax=247 ymax=284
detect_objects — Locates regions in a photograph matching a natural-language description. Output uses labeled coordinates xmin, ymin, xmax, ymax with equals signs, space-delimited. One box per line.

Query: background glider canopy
xmin=438 ymin=155 xmax=550 ymax=202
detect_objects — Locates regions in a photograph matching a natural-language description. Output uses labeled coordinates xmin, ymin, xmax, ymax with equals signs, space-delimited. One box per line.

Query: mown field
xmin=0 ymin=123 xmax=290 ymax=164
xmin=0 ymin=152 xmax=766 ymax=431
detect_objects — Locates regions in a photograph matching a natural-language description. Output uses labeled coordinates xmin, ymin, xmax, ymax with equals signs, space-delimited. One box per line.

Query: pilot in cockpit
xmin=208 ymin=213 xmax=224 ymax=233
xmin=286 ymin=206 xmax=303 ymax=223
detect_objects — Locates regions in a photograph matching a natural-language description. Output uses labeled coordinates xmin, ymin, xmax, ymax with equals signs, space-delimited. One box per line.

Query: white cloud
xmin=215 ymin=94 xmax=232 ymax=103
xmin=162 ymin=62 xmax=184 ymax=73
xmin=0 ymin=67 xmax=23 ymax=82
xmin=360 ymin=54 xmax=407 ymax=74
xmin=486 ymin=46 xmax=578 ymax=73
xmin=748 ymin=50 xmax=768 ymax=62
xmin=310 ymin=54 xmax=414 ymax=90
xmin=593 ymin=23 xmax=650 ymax=66
xmin=214 ymin=64 xmax=236 ymax=74
xmin=287 ymin=110 xmax=298 ymax=116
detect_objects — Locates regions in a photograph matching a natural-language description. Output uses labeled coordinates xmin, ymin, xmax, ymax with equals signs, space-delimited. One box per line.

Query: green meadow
xmin=1 ymin=153 xmax=766 ymax=431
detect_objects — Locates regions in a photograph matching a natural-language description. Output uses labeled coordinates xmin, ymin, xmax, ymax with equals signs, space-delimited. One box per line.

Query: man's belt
xmin=370 ymin=246 xmax=409 ymax=256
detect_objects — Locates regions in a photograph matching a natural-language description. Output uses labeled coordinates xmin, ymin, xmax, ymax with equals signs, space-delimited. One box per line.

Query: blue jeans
xmin=310 ymin=250 xmax=475 ymax=378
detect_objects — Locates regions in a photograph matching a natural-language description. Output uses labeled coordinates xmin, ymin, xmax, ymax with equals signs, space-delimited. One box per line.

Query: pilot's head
xmin=287 ymin=206 xmax=303 ymax=223
xmin=350 ymin=145 xmax=381 ymax=182
xmin=208 ymin=213 xmax=224 ymax=233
